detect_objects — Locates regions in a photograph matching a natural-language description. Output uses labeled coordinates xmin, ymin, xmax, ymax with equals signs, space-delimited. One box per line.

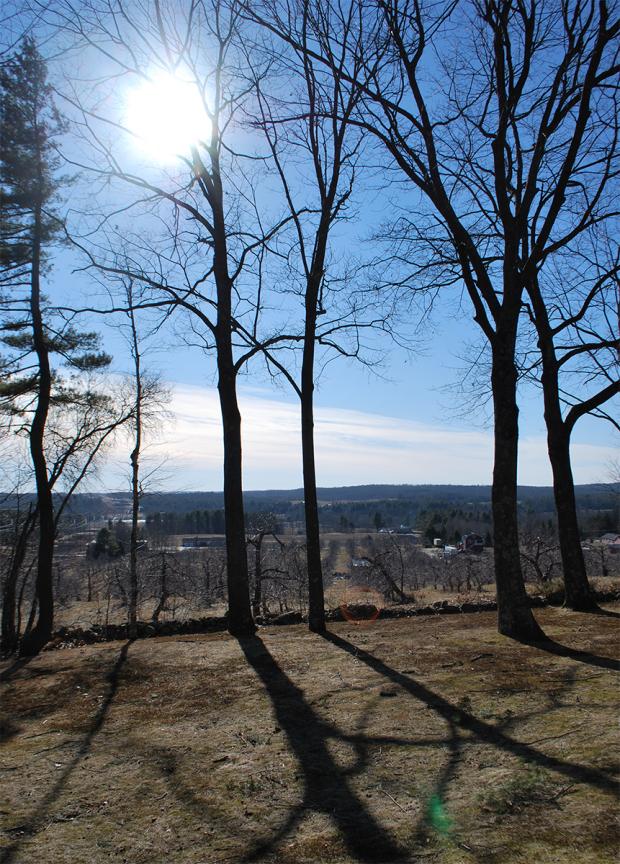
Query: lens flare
xmin=338 ymin=584 xmax=383 ymax=624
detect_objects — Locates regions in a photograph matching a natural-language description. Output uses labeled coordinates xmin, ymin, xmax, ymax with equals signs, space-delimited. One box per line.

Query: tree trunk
xmin=128 ymin=304 xmax=142 ymax=638
xmin=217 ymin=359 xmax=255 ymax=636
xmin=151 ymin=553 xmax=169 ymax=624
xmin=536 ymin=317 xmax=595 ymax=610
xmin=210 ymin=144 xmax=255 ymax=638
xmin=547 ymin=425 xmax=596 ymax=609
xmin=301 ymin=322 xmax=325 ymax=633
xmin=19 ymin=206 xmax=55 ymax=657
xmin=491 ymin=341 xmax=545 ymax=641
xmin=16 ymin=558 xmax=35 ymax=640
xmin=1 ymin=507 xmax=35 ymax=654
xmin=376 ymin=563 xmax=408 ymax=603
xmin=23 ymin=593 xmax=38 ymax=640
xmin=1 ymin=567 xmax=19 ymax=655
xmin=251 ymin=534 xmax=263 ymax=618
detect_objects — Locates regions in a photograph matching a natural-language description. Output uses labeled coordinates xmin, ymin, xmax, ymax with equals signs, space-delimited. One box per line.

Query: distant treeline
xmin=139 ymin=497 xmax=616 ymax=541
xmin=146 ymin=509 xmax=227 ymax=535
xmin=134 ymin=483 xmax=619 ymax=517
xmin=1 ymin=483 xmax=617 ymax=525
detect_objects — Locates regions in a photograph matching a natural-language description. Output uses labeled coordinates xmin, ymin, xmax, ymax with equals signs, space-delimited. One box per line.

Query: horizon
xmin=89 ymin=382 xmax=617 ymax=494
xmin=12 ymin=479 xmax=618 ymax=497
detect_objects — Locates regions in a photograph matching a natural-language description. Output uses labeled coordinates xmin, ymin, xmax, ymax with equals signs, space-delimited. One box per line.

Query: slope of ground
xmin=1 ymin=606 xmax=618 ymax=864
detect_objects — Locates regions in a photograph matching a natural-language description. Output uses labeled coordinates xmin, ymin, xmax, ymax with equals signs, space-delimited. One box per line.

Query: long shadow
xmin=0 ymin=640 xmax=133 ymax=864
xmin=1 ymin=658 xmax=35 ymax=744
xmin=490 ymin=666 xmax=580 ymax=739
xmin=531 ymin=638 xmax=620 ymax=672
xmin=321 ymin=631 xmax=617 ymax=795
xmin=409 ymin=717 xmax=463 ymax=850
xmin=132 ymin=741 xmax=243 ymax=843
xmin=583 ymin=606 xmax=620 ymax=619
xmin=0 ymin=656 xmax=34 ymax=683
xmin=238 ymin=635 xmax=407 ymax=862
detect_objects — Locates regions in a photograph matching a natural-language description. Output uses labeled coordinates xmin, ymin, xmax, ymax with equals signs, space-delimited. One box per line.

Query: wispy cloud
xmin=99 ymin=382 xmax=616 ymax=491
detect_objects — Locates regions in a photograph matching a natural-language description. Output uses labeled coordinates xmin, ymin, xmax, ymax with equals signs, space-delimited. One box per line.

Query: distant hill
xmin=2 ymin=483 xmax=616 ymax=518
xmin=141 ymin=483 xmax=618 ymax=514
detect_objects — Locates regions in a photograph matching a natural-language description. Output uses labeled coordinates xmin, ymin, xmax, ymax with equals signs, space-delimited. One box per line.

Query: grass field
xmin=1 ymin=606 xmax=618 ymax=863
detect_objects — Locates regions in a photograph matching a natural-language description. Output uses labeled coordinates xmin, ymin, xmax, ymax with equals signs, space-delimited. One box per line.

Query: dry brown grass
xmin=1 ymin=606 xmax=619 ymax=864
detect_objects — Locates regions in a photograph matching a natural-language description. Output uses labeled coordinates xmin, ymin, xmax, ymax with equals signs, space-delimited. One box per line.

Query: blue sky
xmin=96 ymin=376 xmax=618 ymax=493
xmin=73 ymin=258 xmax=615 ymax=493
xmin=49 ymin=214 xmax=617 ymax=494
xmin=10 ymin=16 xmax=617 ymax=494
xmin=90 ymin=311 xmax=617 ymax=492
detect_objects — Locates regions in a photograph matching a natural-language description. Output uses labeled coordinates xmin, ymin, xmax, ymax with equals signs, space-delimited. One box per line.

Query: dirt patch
xmin=1 ymin=606 xmax=619 ymax=863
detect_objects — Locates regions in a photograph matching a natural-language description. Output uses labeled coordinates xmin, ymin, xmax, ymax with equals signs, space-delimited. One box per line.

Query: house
xmin=180 ymin=535 xmax=226 ymax=549
xmin=600 ymin=533 xmax=620 ymax=554
xmin=460 ymin=533 xmax=485 ymax=553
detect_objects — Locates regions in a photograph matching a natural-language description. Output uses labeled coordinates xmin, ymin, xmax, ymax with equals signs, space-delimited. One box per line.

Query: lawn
xmin=1 ymin=606 xmax=618 ymax=863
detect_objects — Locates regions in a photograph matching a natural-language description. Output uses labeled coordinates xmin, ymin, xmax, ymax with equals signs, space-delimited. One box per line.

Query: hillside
xmin=1 ymin=606 xmax=618 ymax=863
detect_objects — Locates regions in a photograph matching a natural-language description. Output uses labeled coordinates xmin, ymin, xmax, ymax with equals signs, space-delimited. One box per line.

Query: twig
xmin=377 ymin=786 xmax=408 ymax=813
xmin=23 ymin=731 xmax=62 ymax=739
xmin=574 ymin=673 xmax=607 ymax=680
xmin=522 ymin=724 xmax=587 ymax=745
xmin=34 ymin=740 xmax=78 ymax=755
xmin=549 ymin=784 xmax=577 ymax=801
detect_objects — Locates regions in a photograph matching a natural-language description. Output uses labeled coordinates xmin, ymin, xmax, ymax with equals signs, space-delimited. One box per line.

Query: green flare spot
xmin=428 ymin=794 xmax=452 ymax=835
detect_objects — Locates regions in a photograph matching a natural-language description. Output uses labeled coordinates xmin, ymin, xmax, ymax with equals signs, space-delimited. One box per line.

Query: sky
xmin=83 ymin=258 xmax=616 ymax=494
xmin=97 ymin=374 xmax=618 ymax=493
xmin=4 ymin=8 xmax=618 ymax=494
xmin=63 ymin=261 xmax=616 ymax=494
xmin=53 ymin=107 xmax=619 ymax=493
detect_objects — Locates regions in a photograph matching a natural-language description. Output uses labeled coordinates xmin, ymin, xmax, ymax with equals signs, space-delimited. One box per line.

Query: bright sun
xmin=125 ymin=71 xmax=209 ymax=163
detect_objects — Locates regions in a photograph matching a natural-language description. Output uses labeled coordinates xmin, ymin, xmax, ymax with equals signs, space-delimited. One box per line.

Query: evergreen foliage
xmin=0 ymin=38 xmax=111 ymax=419
xmin=0 ymin=38 xmax=121 ymax=656
xmin=0 ymin=38 xmax=60 ymax=278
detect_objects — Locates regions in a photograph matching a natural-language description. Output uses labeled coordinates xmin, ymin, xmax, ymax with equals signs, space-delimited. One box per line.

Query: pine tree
xmin=0 ymin=39 xmax=112 ymax=655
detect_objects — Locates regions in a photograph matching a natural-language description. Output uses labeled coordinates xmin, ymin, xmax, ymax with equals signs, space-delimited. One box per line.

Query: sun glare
xmin=125 ymin=71 xmax=209 ymax=163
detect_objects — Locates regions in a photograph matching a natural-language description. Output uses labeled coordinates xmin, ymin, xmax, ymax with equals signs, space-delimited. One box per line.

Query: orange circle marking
xmin=339 ymin=584 xmax=383 ymax=625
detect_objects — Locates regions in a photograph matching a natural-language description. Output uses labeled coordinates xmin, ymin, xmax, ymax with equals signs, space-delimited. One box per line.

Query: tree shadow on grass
xmin=1 ymin=658 xmax=113 ymax=743
xmin=238 ymin=635 xmax=408 ymax=862
xmin=0 ymin=640 xmax=133 ymax=864
xmin=0 ymin=656 xmax=34 ymax=684
xmin=528 ymin=637 xmax=620 ymax=672
xmin=320 ymin=631 xmax=617 ymax=797
xmin=585 ymin=606 xmax=620 ymax=620
xmin=237 ymin=634 xmax=550 ymax=863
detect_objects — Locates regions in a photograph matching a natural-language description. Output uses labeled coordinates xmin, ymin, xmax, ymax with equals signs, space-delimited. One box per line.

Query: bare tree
xmin=519 ymin=533 xmax=561 ymax=589
xmin=251 ymin=0 xmax=619 ymax=639
xmin=246 ymin=512 xmax=285 ymax=617
xmin=123 ymin=282 xmax=170 ymax=636
xmin=0 ymin=386 xmax=132 ymax=653
xmin=248 ymin=0 xmax=388 ymax=632
xmin=48 ymin=0 xmax=304 ymax=636
xmin=127 ymin=293 xmax=143 ymax=637
xmin=522 ymin=244 xmax=619 ymax=608
xmin=361 ymin=533 xmax=416 ymax=602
